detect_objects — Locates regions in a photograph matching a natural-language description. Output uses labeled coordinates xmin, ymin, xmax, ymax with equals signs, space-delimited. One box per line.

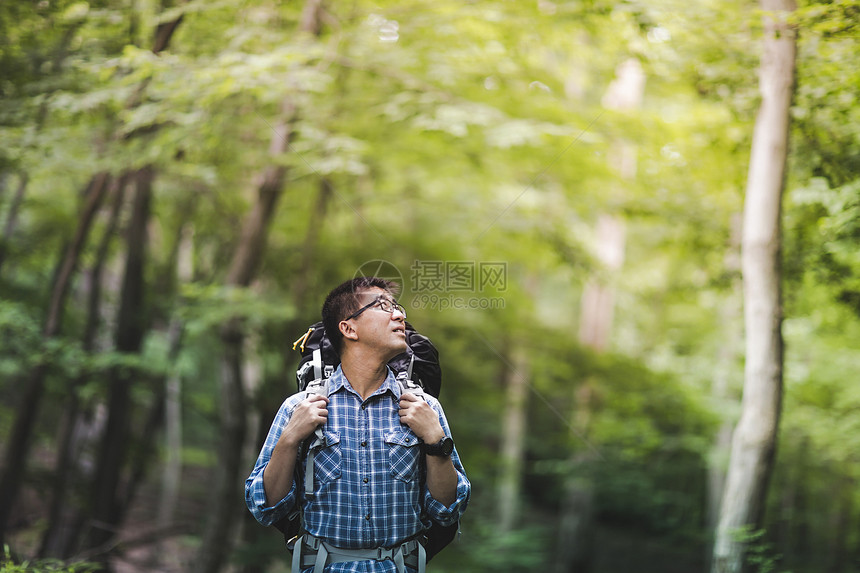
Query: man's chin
xmin=384 ymin=342 xmax=409 ymax=363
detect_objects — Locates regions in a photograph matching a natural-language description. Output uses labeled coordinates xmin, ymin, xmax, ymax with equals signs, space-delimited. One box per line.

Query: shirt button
xmin=363 ymin=478 xmax=369 ymax=484
xmin=361 ymin=441 xmax=367 ymax=447
xmin=365 ymin=514 xmax=371 ymax=520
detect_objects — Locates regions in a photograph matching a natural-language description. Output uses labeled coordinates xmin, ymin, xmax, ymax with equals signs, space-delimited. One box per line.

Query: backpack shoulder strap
xmin=301 ymin=364 xmax=331 ymax=498
xmin=397 ymin=355 xmax=427 ymax=400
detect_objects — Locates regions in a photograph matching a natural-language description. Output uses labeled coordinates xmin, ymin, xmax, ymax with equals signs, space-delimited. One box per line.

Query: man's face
xmin=348 ymin=287 xmax=408 ymax=360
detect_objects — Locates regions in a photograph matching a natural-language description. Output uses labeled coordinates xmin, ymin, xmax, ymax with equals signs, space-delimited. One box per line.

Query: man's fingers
xmin=306 ymin=394 xmax=329 ymax=406
xmin=291 ymin=396 xmax=329 ymax=433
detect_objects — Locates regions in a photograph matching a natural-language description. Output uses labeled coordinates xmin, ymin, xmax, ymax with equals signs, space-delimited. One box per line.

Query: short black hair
xmin=322 ymin=276 xmax=400 ymax=355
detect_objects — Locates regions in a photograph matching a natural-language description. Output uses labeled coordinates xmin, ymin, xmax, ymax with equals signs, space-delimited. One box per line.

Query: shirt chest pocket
xmin=311 ymin=430 xmax=341 ymax=484
xmin=385 ymin=430 xmax=421 ymax=483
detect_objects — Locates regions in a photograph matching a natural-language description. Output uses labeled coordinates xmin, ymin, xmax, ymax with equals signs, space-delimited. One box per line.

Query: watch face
xmin=441 ymin=437 xmax=454 ymax=456
xmin=424 ymin=437 xmax=454 ymax=456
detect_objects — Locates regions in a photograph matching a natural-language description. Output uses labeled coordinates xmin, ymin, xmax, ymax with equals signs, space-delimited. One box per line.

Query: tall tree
xmin=40 ymin=175 xmax=128 ymax=559
xmin=707 ymin=214 xmax=743 ymax=535
xmin=195 ymin=121 xmax=292 ymax=573
xmin=554 ymin=57 xmax=641 ymax=573
xmin=497 ymin=344 xmax=530 ymax=534
xmin=0 ymin=173 xmax=111 ymax=548
xmin=711 ymin=0 xmax=797 ymax=571
xmin=0 ymin=172 xmax=27 ymax=273
xmin=154 ymin=222 xmax=195 ymax=561
xmin=84 ymin=166 xmax=154 ymax=558
xmin=193 ymin=4 xmax=325 ymax=571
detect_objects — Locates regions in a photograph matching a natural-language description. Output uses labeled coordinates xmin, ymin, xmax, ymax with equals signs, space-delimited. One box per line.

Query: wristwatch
xmin=422 ymin=437 xmax=454 ymax=457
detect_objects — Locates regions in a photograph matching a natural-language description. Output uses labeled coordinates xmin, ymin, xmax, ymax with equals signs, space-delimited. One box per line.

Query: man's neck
xmin=340 ymin=350 xmax=389 ymax=400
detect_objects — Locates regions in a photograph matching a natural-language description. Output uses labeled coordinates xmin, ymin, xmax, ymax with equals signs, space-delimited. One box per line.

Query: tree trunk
xmin=237 ymin=174 xmax=335 ymax=573
xmin=826 ymin=475 xmax=851 ymax=573
xmin=40 ymin=176 xmax=128 ymax=559
xmin=155 ymin=223 xmax=194 ymax=542
xmin=497 ymin=346 xmax=529 ymax=534
xmin=555 ymin=381 xmax=597 ymax=573
xmin=291 ymin=177 xmax=334 ymax=308
xmin=0 ymin=172 xmax=111 ymax=547
xmin=555 ymin=57 xmax=639 ymax=573
xmin=157 ymin=323 xmax=184 ymax=530
xmin=711 ymin=1 xmax=796 ymax=571
xmin=707 ymin=213 xmax=743 ymax=535
xmin=193 ymin=1 xmax=324 ymax=568
xmin=554 ymin=215 xmax=626 ymax=573
xmin=193 ymin=97 xmax=297 ymax=573
xmin=0 ymin=172 xmax=28 ymax=273
xmin=84 ymin=166 xmax=153 ymax=557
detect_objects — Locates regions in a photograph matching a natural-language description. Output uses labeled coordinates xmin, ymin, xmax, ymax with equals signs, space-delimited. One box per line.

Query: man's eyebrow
xmin=355 ymin=293 xmax=394 ymax=305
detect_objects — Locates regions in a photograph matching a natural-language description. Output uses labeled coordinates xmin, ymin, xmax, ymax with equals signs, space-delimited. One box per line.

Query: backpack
xmin=273 ymin=321 xmax=458 ymax=561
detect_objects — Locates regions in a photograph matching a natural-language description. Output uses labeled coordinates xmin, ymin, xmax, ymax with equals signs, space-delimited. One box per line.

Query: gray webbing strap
xmin=304 ymin=448 xmax=317 ymax=496
xmin=304 ymin=426 xmax=327 ymax=497
xmin=302 ymin=367 xmax=329 ymax=498
xmin=304 ymin=429 xmax=325 ymax=497
xmin=295 ymin=534 xmax=426 ymax=573
xmin=291 ymin=535 xmax=303 ymax=573
xmin=314 ymin=541 xmax=328 ymax=573
xmin=419 ymin=541 xmax=427 ymax=573
xmin=313 ymin=348 xmax=322 ymax=380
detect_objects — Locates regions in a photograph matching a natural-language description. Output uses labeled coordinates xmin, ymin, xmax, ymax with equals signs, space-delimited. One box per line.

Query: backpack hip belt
xmin=291 ymin=533 xmax=426 ymax=573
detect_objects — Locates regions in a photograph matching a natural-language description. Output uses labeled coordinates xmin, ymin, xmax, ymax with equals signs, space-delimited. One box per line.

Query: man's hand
xmin=399 ymin=392 xmax=458 ymax=506
xmin=398 ymin=392 xmax=444 ymax=443
xmin=263 ymin=394 xmax=328 ymax=505
xmin=282 ymin=394 xmax=329 ymax=446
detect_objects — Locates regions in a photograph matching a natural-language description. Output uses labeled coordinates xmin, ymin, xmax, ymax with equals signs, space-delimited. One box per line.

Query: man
xmin=245 ymin=277 xmax=471 ymax=573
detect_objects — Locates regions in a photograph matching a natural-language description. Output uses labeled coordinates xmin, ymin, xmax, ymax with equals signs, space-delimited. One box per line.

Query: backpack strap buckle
xmin=376 ymin=547 xmax=394 ymax=561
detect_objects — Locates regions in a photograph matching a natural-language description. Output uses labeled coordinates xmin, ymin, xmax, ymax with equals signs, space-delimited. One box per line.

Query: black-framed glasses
xmin=345 ymin=296 xmax=407 ymax=321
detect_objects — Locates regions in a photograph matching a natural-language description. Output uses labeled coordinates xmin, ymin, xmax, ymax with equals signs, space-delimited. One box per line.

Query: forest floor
xmin=110 ymin=464 xmax=211 ymax=573
xmin=6 ymin=454 xmax=212 ymax=573
xmin=9 ymin=451 xmax=707 ymax=573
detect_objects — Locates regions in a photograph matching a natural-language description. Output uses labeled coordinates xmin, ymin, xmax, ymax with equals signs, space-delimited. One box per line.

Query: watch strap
xmin=422 ymin=437 xmax=454 ymax=457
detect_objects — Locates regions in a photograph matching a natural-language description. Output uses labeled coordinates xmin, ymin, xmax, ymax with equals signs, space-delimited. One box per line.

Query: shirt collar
xmin=328 ymin=364 xmax=401 ymax=399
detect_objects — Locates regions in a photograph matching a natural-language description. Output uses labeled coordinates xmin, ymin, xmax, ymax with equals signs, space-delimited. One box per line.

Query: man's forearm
xmin=262 ymin=438 xmax=300 ymax=506
xmin=425 ymin=456 xmax=458 ymax=507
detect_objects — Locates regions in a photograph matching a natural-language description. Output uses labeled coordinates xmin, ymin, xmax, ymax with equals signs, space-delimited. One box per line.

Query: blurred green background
xmin=1 ymin=0 xmax=859 ymax=572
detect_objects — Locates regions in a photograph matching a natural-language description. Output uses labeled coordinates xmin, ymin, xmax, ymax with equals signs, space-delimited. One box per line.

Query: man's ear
xmin=339 ymin=320 xmax=358 ymax=342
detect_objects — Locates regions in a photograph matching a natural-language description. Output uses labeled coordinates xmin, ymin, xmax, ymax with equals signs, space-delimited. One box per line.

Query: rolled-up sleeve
xmin=422 ymin=398 xmax=471 ymax=526
xmin=245 ymin=396 xmax=301 ymax=526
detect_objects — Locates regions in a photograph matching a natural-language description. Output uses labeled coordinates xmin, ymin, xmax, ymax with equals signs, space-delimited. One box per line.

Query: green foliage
xmin=0 ymin=547 xmax=98 ymax=573
xmin=1 ymin=0 xmax=860 ymax=569
xmin=729 ymin=527 xmax=791 ymax=573
xmin=437 ymin=520 xmax=552 ymax=573
xmin=0 ymin=302 xmax=42 ymax=376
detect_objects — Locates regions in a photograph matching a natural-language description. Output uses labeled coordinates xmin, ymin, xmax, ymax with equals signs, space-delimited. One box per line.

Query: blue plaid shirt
xmin=245 ymin=366 xmax=471 ymax=572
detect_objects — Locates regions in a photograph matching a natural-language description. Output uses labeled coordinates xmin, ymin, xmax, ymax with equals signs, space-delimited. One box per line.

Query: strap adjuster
xmin=376 ymin=547 xmax=394 ymax=561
